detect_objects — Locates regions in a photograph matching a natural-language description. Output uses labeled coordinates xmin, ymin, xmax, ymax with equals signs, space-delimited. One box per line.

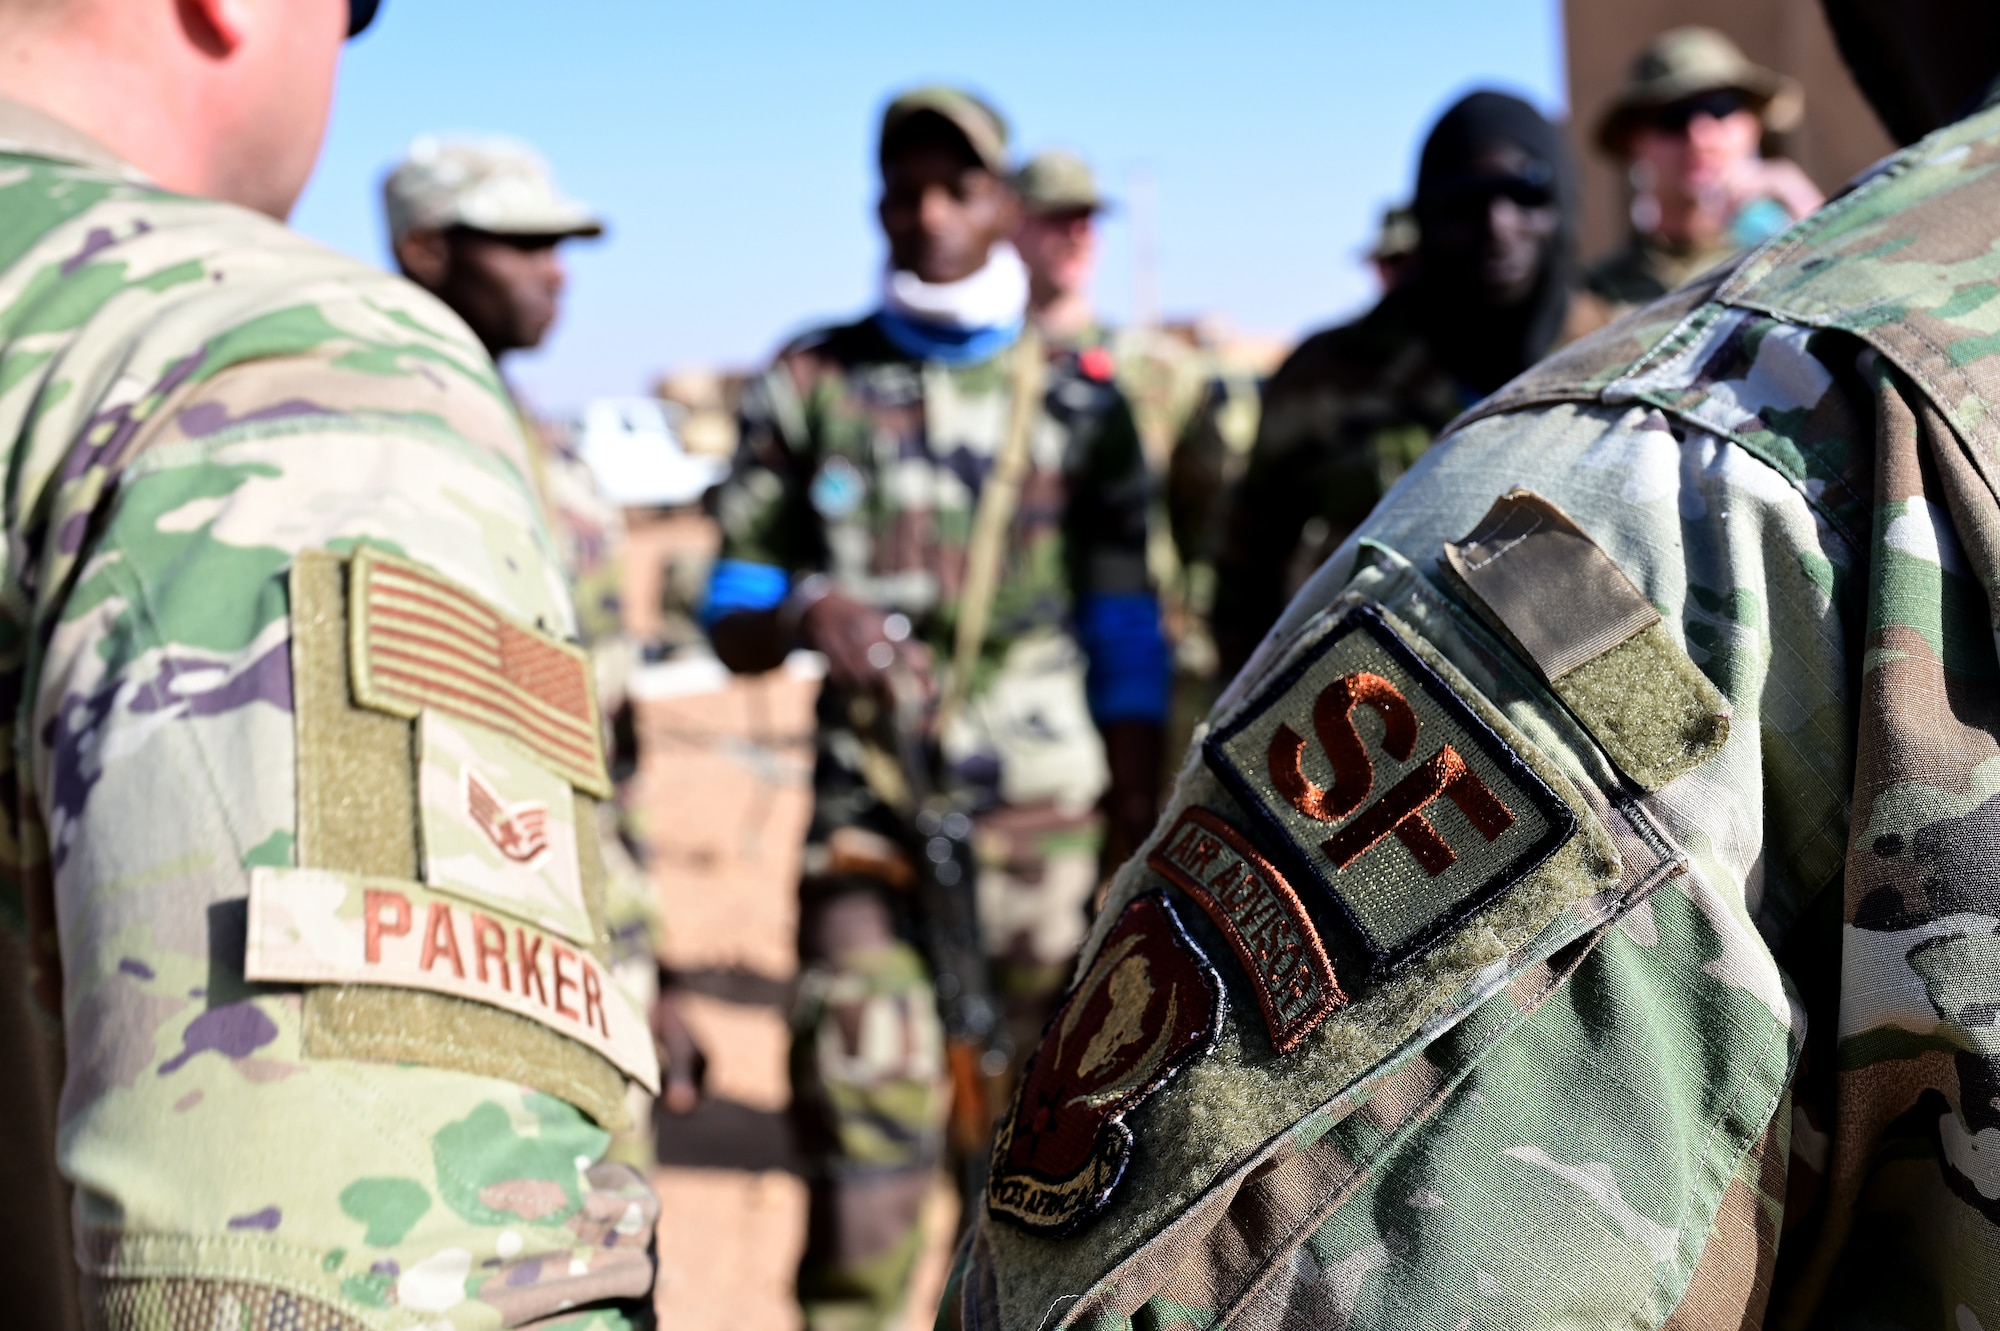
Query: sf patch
xmin=1205 ymin=602 xmax=1575 ymax=974
xmin=988 ymin=892 xmax=1222 ymax=1235
xmin=1150 ymin=806 xmax=1343 ymax=1053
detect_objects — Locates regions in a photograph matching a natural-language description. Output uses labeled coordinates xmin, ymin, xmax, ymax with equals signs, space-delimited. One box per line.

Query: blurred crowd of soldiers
xmin=13 ymin=0 xmax=1992 ymax=1324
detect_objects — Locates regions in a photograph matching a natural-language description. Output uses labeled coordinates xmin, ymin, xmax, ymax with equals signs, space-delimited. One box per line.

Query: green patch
xmin=321 ymin=1248 xmax=345 ymax=1272
xmin=1928 ymin=284 xmax=1999 ymax=321
xmin=0 ymin=258 xmax=128 ymax=339
xmin=71 ymin=460 xmax=291 ymax=659
xmin=0 ymin=159 xmax=117 ymax=272
xmin=138 ymin=260 xmax=205 ymax=294
xmin=431 ymin=1099 xmax=599 ymax=1228
xmin=193 ymin=305 xmax=346 ymax=384
xmin=0 ymin=348 xmax=53 ymax=400
xmin=1837 ymin=1024 xmax=1970 ymax=1070
xmin=1551 ymin=621 xmax=1729 ymax=791
xmin=241 ymin=830 xmax=294 ymax=869
xmin=339 ymin=1177 xmax=432 ymax=1247
xmin=339 ymin=1272 xmax=393 ymax=1308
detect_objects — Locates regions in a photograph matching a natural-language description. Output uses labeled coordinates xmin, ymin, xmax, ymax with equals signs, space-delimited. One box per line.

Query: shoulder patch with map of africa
xmin=1205 ymin=601 xmax=1576 ymax=975
xmin=987 ymin=891 xmax=1223 ymax=1235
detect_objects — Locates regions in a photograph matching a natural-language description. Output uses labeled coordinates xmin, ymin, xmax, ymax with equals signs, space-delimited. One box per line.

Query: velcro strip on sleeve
xmin=288 ymin=549 xmax=631 ymax=1124
xmin=249 ymin=867 xmax=659 ymax=1094
xmin=1442 ymin=488 xmax=1728 ymax=790
xmin=348 ymin=545 xmax=611 ymax=797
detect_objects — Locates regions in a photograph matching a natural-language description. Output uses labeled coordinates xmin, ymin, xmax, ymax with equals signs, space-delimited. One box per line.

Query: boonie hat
xmin=383 ymin=136 xmax=604 ymax=242
xmin=1595 ymin=27 xmax=1803 ymax=156
xmin=1366 ymin=205 xmax=1419 ymax=262
xmin=1013 ymin=149 xmax=1108 ymax=215
xmin=878 ymin=86 xmax=1010 ymax=175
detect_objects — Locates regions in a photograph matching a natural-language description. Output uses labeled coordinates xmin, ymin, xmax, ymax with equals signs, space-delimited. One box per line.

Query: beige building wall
xmin=1564 ymin=0 xmax=1896 ymax=262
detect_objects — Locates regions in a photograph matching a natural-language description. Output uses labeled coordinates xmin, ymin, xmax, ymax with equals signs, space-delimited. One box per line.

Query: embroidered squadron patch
xmin=987 ymin=892 xmax=1222 ymax=1235
xmin=1205 ymin=602 xmax=1576 ymax=973
xmin=1149 ymin=806 xmax=1344 ymax=1053
xmin=348 ymin=545 xmax=611 ymax=796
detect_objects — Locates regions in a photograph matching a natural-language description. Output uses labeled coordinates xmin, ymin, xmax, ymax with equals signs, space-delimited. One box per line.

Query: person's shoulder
xmin=1582 ymin=236 xmax=1665 ymax=306
xmin=1267 ymin=290 xmax=1425 ymax=394
xmin=1 ymin=161 xmax=499 ymax=383
xmin=772 ymin=314 xmax=898 ymax=376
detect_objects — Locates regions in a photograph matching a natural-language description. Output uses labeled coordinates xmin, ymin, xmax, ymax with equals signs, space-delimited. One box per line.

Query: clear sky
xmin=292 ymin=1 xmax=1566 ymax=413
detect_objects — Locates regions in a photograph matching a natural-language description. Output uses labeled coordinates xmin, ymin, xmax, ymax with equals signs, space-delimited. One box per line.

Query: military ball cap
xmin=382 ymin=136 xmax=604 ymax=242
xmin=1596 ymin=26 xmax=1803 ymax=155
xmin=879 ymin=85 xmax=1010 ymax=174
xmin=1013 ymin=149 xmax=1108 ymax=216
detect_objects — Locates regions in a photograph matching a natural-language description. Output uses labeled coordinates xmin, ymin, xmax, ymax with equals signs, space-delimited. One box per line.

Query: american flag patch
xmin=348 ymin=546 xmax=611 ymax=796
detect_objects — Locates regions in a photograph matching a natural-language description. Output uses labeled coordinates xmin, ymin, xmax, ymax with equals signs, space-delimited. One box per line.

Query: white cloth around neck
xmin=881 ymin=243 xmax=1029 ymax=331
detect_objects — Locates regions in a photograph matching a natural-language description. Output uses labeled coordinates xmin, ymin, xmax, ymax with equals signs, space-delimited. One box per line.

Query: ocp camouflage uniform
xmin=0 ymin=97 xmax=659 ymax=1327
xmin=711 ymin=314 xmax=1153 ymax=1327
xmin=524 ymin=410 xmax=664 ymax=1168
xmin=942 ymin=80 xmax=2000 ymax=1331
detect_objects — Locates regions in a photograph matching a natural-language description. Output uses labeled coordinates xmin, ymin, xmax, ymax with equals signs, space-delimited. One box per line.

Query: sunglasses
xmin=1432 ymin=173 xmax=1557 ymax=220
xmin=349 ymin=0 xmax=382 ymax=38
xmin=1648 ymin=89 xmax=1753 ymax=135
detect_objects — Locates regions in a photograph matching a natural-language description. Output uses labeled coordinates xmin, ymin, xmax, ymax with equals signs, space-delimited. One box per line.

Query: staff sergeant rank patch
xmin=1205 ymin=602 xmax=1575 ymax=974
xmin=987 ymin=892 xmax=1222 ymax=1235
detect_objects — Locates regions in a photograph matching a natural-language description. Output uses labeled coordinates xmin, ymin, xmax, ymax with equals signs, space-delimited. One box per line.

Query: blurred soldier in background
xmin=385 ymin=137 xmax=707 ymax=1148
xmin=0 ymin=0 xmax=664 ymax=1325
xmin=1014 ymin=148 xmax=1106 ymax=352
xmin=1014 ymin=147 xmax=1225 ymax=775
xmin=1208 ymin=90 xmax=1600 ymax=678
xmin=943 ymin=3 xmax=2000 ymax=1327
xmin=1586 ymin=26 xmax=1824 ymax=310
xmin=704 ymin=88 xmax=1166 ymax=1331
xmin=1365 ymin=204 xmax=1421 ymax=292
xmin=1014 ymin=148 xmax=1210 ymax=478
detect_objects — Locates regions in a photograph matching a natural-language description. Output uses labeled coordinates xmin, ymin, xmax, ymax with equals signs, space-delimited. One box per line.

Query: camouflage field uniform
xmin=523 ymin=411 xmax=663 ymax=1166
xmin=1584 ymin=231 xmax=1744 ymax=310
xmin=0 ymin=98 xmax=660 ymax=1328
xmin=711 ymin=314 xmax=1154 ymax=1327
xmin=941 ymin=83 xmax=2000 ymax=1331
xmin=1206 ymin=287 xmax=1467 ymax=672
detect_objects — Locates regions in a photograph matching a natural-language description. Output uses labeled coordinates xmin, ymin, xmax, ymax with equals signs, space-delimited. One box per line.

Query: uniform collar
xmin=0 ymin=93 xmax=148 ymax=180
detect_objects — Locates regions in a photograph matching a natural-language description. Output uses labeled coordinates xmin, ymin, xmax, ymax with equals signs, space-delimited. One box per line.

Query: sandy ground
xmin=624 ymin=511 xmax=958 ymax=1331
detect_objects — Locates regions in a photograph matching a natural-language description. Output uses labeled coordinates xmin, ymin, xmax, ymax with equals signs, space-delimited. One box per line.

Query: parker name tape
xmin=247 ymin=867 xmax=659 ymax=1092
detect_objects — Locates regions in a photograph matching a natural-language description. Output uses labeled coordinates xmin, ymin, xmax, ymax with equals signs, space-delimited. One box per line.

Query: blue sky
xmin=293 ymin=1 xmax=1565 ymax=412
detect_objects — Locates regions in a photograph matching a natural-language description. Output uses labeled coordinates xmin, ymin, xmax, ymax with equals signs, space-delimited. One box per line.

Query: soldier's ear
xmin=393 ymin=227 xmax=450 ymax=291
xmin=178 ymin=0 xmax=250 ymax=56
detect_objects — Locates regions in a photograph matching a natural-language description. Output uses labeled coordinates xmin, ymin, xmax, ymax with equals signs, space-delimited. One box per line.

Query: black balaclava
xmin=1410 ymin=89 xmax=1578 ymax=398
xmin=1822 ymin=0 xmax=2000 ymax=146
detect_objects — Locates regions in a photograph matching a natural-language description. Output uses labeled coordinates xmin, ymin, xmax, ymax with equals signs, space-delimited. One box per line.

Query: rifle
xmin=879 ymin=670 xmax=1011 ymax=1206
xmin=837 ymin=327 xmax=1045 ymax=1208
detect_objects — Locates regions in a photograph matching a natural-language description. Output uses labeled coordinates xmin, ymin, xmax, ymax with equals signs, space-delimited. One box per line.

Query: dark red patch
xmin=987 ymin=892 xmax=1222 ymax=1235
xmin=1149 ymin=806 xmax=1344 ymax=1053
xmin=1076 ymin=346 xmax=1115 ymax=382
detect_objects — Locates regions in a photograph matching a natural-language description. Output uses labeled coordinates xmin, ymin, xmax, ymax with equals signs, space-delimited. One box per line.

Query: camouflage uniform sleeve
xmin=711 ymin=352 xmax=824 ymax=576
xmin=1207 ymin=349 xmax=1354 ymax=671
xmin=946 ymin=366 xmax=1842 ymax=1326
xmin=12 ymin=198 xmax=656 ymax=1327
